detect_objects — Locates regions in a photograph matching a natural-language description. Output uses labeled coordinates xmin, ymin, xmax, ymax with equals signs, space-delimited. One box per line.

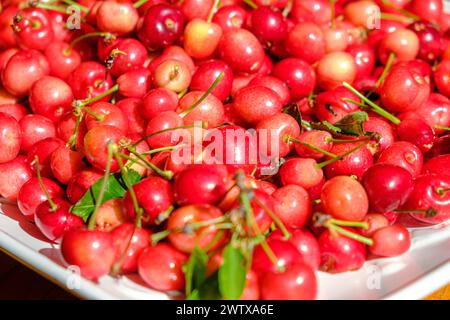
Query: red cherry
xmin=408 ymin=0 xmax=442 ymax=23
xmin=293 ymin=130 xmax=334 ymax=160
xmin=423 ymin=155 xmax=450 ymax=177
xmin=362 ymin=164 xmax=414 ymax=213
xmin=321 ymin=176 xmax=369 ymax=221
xmin=148 ymin=45 xmax=195 ymax=75
xmin=61 ymin=229 xmax=116 ymax=280
xmin=346 ymin=43 xmax=376 ymax=79
xmin=123 ymin=176 xmax=174 ymax=226
xmin=111 ymin=223 xmax=150 ymax=274
xmin=407 ymin=21 xmax=443 ymax=63
xmin=315 ymin=86 xmax=360 ymax=123
xmin=212 ymin=4 xmax=247 ymax=32
xmin=96 ymin=0 xmax=139 ymax=35
xmin=66 ymin=168 xmax=103 ymax=204
xmin=377 ymin=141 xmax=423 ymax=179
xmin=369 ymin=225 xmax=411 ymax=257
xmin=361 ymin=213 xmax=390 ymax=237
xmin=273 ymin=184 xmax=311 ymax=229
xmin=0 ymin=112 xmax=21 ymax=164
xmin=0 ymin=156 xmax=33 ymax=202
xmin=85 ymin=102 xmax=129 ymax=132
xmin=142 ymin=88 xmax=178 ymax=120
xmin=153 ymin=58 xmax=192 ymax=93
xmin=325 ymin=142 xmax=373 ymax=180
xmin=378 ymin=28 xmax=419 ymax=63
xmin=272 ymin=58 xmax=316 ymax=100
xmin=434 ymin=60 xmax=450 ymax=98
xmin=138 ymin=243 xmax=187 ymax=291
xmin=190 ymin=60 xmax=234 ymax=102
xmin=317 ymin=52 xmax=357 ymax=90
xmin=67 ymin=61 xmax=113 ymax=101
xmin=252 ymin=238 xmax=303 ymax=274
xmin=19 ymin=114 xmax=55 ymax=153
xmin=249 ymin=6 xmax=287 ymax=46
xmin=177 ymin=0 xmax=213 ymax=21
xmin=145 ymin=111 xmax=183 ymax=149
xmin=177 ymin=90 xmax=225 ymax=128
xmin=279 ymin=157 xmax=324 ymax=190
xmin=27 ymin=137 xmax=64 ymax=178
xmin=397 ymin=118 xmax=435 ymax=153
xmin=0 ymin=103 xmax=28 ymax=121
xmin=116 ymin=98 xmax=147 ymax=135
xmin=363 ymin=115 xmax=396 ymax=153
xmin=50 ymin=146 xmax=86 ymax=185
xmin=248 ymin=75 xmax=290 ymax=106
xmin=0 ymin=6 xmax=18 ymax=50
xmin=291 ymin=0 xmax=331 ymax=25
xmin=184 ymin=19 xmax=223 ymax=59
xmin=35 ymin=198 xmax=84 ymax=242
xmin=56 ymin=113 xmax=87 ymax=152
xmin=285 ymin=22 xmax=326 ymax=64
xmin=12 ymin=8 xmax=54 ymax=52
xmin=107 ymin=38 xmax=147 ymax=77
xmin=117 ymin=68 xmax=151 ymax=99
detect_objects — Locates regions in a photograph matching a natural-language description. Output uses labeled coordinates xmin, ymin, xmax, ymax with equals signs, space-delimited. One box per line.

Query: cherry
xmin=408 ymin=0 xmax=442 ymax=23
xmin=66 ymin=168 xmax=104 ymax=204
xmin=362 ymin=164 xmax=414 ymax=213
xmin=85 ymin=102 xmax=129 ymax=133
xmin=138 ymin=3 xmax=185 ymax=51
xmin=17 ymin=177 xmax=64 ymax=218
xmin=318 ymin=227 xmax=366 ymax=273
xmin=293 ymin=130 xmax=333 ymax=160
xmin=360 ymin=213 xmax=390 ymax=237
xmin=212 ymin=4 xmax=247 ymax=32
xmin=148 ymin=45 xmax=195 ymax=75
xmin=12 ymin=8 xmax=54 ymax=52
xmin=315 ymin=85 xmax=360 ymax=123
xmin=279 ymin=158 xmax=324 ymax=190
xmin=1 ymin=49 xmax=49 ymax=97
xmin=0 ymin=156 xmax=33 ymax=202
xmin=377 ymin=141 xmax=423 ymax=179
xmin=174 ymin=164 xmax=228 ymax=206
xmin=380 ymin=63 xmax=430 ymax=113
xmin=249 ymin=6 xmax=287 ymax=47
xmin=363 ymin=115 xmax=396 ymax=153
xmin=142 ymin=88 xmax=178 ymax=121
xmin=67 ymin=61 xmax=113 ymax=101
xmin=184 ymin=18 xmax=223 ymax=59
xmin=346 ymin=43 xmax=376 ymax=79
xmin=291 ymin=0 xmax=331 ymax=25
xmin=117 ymin=68 xmax=152 ymax=99
xmin=116 ymin=98 xmax=147 ymax=135
xmin=248 ymin=75 xmax=290 ymax=106
xmin=96 ymin=0 xmax=139 ymax=35
xmin=0 ymin=112 xmax=21 ymax=164
xmin=107 ymin=38 xmax=147 ymax=77
xmin=0 ymin=6 xmax=18 ymax=50
xmin=176 ymin=0 xmax=213 ymax=21
xmin=19 ymin=114 xmax=56 ymax=153
xmin=322 ymin=24 xmax=350 ymax=53
xmin=317 ymin=52 xmax=357 ymax=90
xmin=92 ymin=197 xmax=126 ymax=231
xmin=35 ymin=198 xmax=84 ymax=242
xmin=27 ymin=137 xmax=64 ymax=178
xmin=123 ymin=176 xmax=174 ymax=226
xmin=272 ymin=184 xmax=311 ymax=229
xmin=61 ymin=229 xmax=116 ymax=280
xmin=57 ymin=113 xmax=87 ymax=152
xmin=50 ymin=146 xmax=86 ymax=185
xmin=218 ymin=28 xmax=265 ymax=74
xmin=434 ymin=61 xmax=450 ymax=98
xmin=324 ymin=142 xmax=373 ymax=180
xmin=423 ymin=155 xmax=450 ymax=177
xmin=239 ymin=189 xmax=275 ymax=235
xmin=321 ymin=176 xmax=369 ymax=221
xmin=145 ymin=111 xmax=184 ymax=149
xmin=369 ymin=225 xmax=410 ymax=257
xmin=138 ymin=243 xmax=187 ymax=291
xmin=110 ymin=223 xmax=150 ymax=274
xmin=29 ymin=76 xmax=73 ymax=122
xmin=407 ymin=21 xmax=443 ymax=63
xmin=252 ymin=238 xmax=303 ymax=274
xmin=403 ymin=174 xmax=450 ymax=225
xmin=0 ymin=48 xmax=19 ymax=72
xmin=272 ymin=58 xmax=316 ymax=100
xmin=190 ymin=60 xmax=234 ymax=102
xmin=378 ymin=28 xmax=419 ymax=63
xmin=260 ymin=263 xmax=317 ymax=300
xmin=397 ymin=118 xmax=435 ymax=153
xmin=167 ymin=204 xmax=226 ymax=253
xmin=177 ymin=90 xmax=225 ymax=128
xmin=344 ymin=0 xmax=379 ymax=28
xmin=44 ymin=42 xmax=81 ymax=80
xmin=153 ymin=58 xmax=192 ymax=93
xmin=233 ymin=86 xmax=282 ymax=125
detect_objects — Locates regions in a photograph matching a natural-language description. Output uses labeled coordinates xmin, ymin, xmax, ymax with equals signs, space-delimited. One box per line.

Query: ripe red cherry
xmin=1 ymin=49 xmax=49 ymax=97
xmin=212 ymin=4 xmax=247 ymax=32
xmin=145 ymin=111 xmax=183 ymax=149
xmin=12 ymin=8 xmax=54 ymax=52
xmin=423 ymin=155 xmax=450 ymax=177
xmin=0 ymin=112 xmax=21 ymax=164
xmin=291 ymin=0 xmax=331 ymax=25
xmin=363 ymin=116 xmax=396 ymax=154
xmin=167 ymin=204 xmax=226 ymax=253
xmin=190 ymin=60 xmax=234 ymax=102
xmin=96 ymin=0 xmax=138 ymax=35
xmin=66 ymin=168 xmax=103 ymax=204
xmin=29 ymin=76 xmax=73 ymax=122
xmin=67 ymin=61 xmax=113 ymax=101
xmin=252 ymin=238 xmax=303 ymax=274
xmin=27 ymin=137 xmax=64 ymax=178
xmin=35 ymin=198 xmax=84 ymax=242
xmin=272 ymin=58 xmax=316 ymax=100
xmin=0 ymin=6 xmax=18 ymax=50
xmin=111 ymin=223 xmax=150 ymax=274
xmin=56 ymin=113 xmax=87 ymax=152
xmin=272 ymin=184 xmax=311 ymax=229
xmin=17 ymin=177 xmax=64 ymax=218
xmin=377 ymin=141 xmax=423 ymax=179
xmin=346 ymin=43 xmax=376 ymax=79
xmin=61 ymin=229 xmax=116 ymax=280
xmin=176 ymin=0 xmax=213 ymax=21
xmin=397 ymin=118 xmax=435 ymax=153
xmin=184 ymin=18 xmax=223 ymax=59
xmin=116 ymin=98 xmax=147 ymax=135
xmin=142 ymin=88 xmax=178 ymax=120
xmin=293 ymin=130 xmax=333 ymax=159
xmin=434 ymin=61 xmax=450 ymax=98
xmin=260 ymin=263 xmax=317 ymax=300
xmin=233 ymin=86 xmax=282 ymax=125
xmin=0 ymin=156 xmax=33 ymax=202
xmin=19 ymin=114 xmax=56 ymax=153
xmin=279 ymin=158 xmax=324 ymax=190
xmin=249 ymin=6 xmax=287 ymax=46
xmin=85 ymin=102 xmax=128 ymax=132
xmin=177 ymin=90 xmax=225 ymax=128
xmin=174 ymin=164 xmax=228 ymax=206
xmin=369 ymin=225 xmax=411 ymax=257
xmin=148 ymin=45 xmax=195 ymax=75
xmin=153 ymin=59 xmax=192 ymax=93
xmin=318 ymin=228 xmax=367 ymax=273
xmin=360 ymin=213 xmax=390 ymax=237
xmin=321 ymin=176 xmax=369 ymax=221
xmin=315 ymin=86 xmax=360 ymax=123
xmin=117 ymin=68 xmax=151 ymax=99
xmin=138 ymin=3 xmax=184 ymax=51
xmin=324 ymin=142 xmax=373 ymax=180
xmin=407 ymin=21 xmax=443 ymax=63
xmin=378 ymin=28 xmax=419 ymax=63
xmin=286 ymin=22 xmax=325 ymax=64
xmin=362 ymin=164 xmax=414 ymax=213
xmin=123 ymin=176 xmax=174 ymax=226
xmin=138 ymin=243 xmax=187 ymax=291
xmin=317 ymin=52 xmax=357 ymax=90
xmin=380 ymin=63 xmax=430 ymax=113
xmin=404 ymin=174 xmax=450 ymax=225
xmin=50 ymin=146 xmax=85 ymax=185
xmin=0 ymin=103 xmax=28 ymax=121
xmin=248 ymin=75 xmax=290 ymax=106
xmin=218 ymin=28 xmax=265 ymax=74
xmin=107 ymin=38 xmax=147 ymax=77
xmin=409 ymin=0 xmax=442 ymax=23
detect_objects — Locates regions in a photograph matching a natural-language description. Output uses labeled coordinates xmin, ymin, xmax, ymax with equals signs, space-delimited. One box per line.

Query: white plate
xmin=1 ymin=202 xmax=449 ymax=300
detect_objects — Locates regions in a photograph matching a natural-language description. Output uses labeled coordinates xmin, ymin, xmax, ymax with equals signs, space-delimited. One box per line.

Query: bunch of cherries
xmin=0 ymin=0 xmax=450 ymax=300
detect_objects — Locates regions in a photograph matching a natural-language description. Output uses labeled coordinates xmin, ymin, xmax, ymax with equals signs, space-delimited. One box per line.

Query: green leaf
xmin=218 ymin=245 xmax=246 ymax=300
xmin=185 ymin=247 xmax=208 ymax=297
xmin=188 ymin=272 xmax=222 ymax=300
xmin=334 ymin=111 xmax=369 ymax=136
xmin=70 ymin=169 xmax=141 ymax=222
xmin=322 ymin=121 xmax=342 ymax=134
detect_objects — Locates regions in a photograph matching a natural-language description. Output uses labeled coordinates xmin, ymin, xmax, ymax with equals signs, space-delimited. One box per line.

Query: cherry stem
xmin=374 ymin=52 xmax=396 ymax=89
xmin=151 ymin=230 xmax=171 ymax=245
xmin=380 ymin=12 xmax=414 ymax=24
xmin=177 ymin=87 xmax=188 ymax=99
xmin=88 ymin=142 xmax=115 ymax=230
xmin=133 ymin=0 xmax=150 ymax=8
xmin=285 ymin=135 xmax=338 ymax=159
xmin=34 ymin=3 xmax=69 ymax=14
xmin=326 ymin=136 xmax=371 ymax=143
xmin=67 ymin=113 xmax=83 ymax=150
xmin=395 ymin=207 xmax=438 ymax=218
xmin=120 ymin=153 xmax=148 ymax=171
xmin=436 ymin=188 xmax=450 ymax=196
xmin=254 ymin=198 xmax=291 ymax=240
xmin=381 ymin=0 xmax=419 ymax=20
xmin=62 ymin=0 xmax=89 ymax=13
xmin=316 ymin=141 xmax=367 ymax=169
xmin=131 ymin=122 xmax=205 ymax=147
xmin=435 ymin=125 xmax=450 ymax=131
xmin=328 ymin=218 xmax=369 ymax=229
xmin=329 ymin=0 xmax=335 ymax=29
xmin=326 ymin=223 xmax=374 ymax=245
xmin=115 ymin=153 xmax=143 ymax=228
xmin=342 ymin=82 xmax=401 ymax=125
xmin=179 ymin=72 xmax=224 ymax=118
xmin=154 ymin=205 xmax=175 ymax=225
xmin=82 ymin=107 xmax=104 ymax=121
xmin=207 ymin=0 xmax=221 ymax=23
xmin=127 ymin=147 xmax=174 ymax=180
xmin=282 ymin=0 xmax=292 ymax=17
xmin=78 ymin=84 xmax=119 ymax=107
xmin=142 ymin=145 xmax=181 ymax=156
xmin=65 ymin=32 xmax=114 ymax=55
xmin=242 ymin=0 xmax=258 ymax=9
xmin=34 ymin=156 xmax=57 ymax=211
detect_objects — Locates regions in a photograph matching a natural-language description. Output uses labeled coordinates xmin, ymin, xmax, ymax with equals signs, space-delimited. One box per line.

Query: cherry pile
xmin=0 ymin=0 xmax=450 ymax=300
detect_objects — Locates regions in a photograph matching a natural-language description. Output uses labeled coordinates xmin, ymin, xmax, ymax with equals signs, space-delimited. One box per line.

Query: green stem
xmin=131 ymin=122 xmax=204 ymax=147
xmin=82 ymin=107 xmax=104 ymax=121
xmin=179 ymin=72 xmax=224 ymax=118
xmin=65 ymin=32 xmax=113 ymax=55
xmin=35 ymin=3 xmax=69 ymax=14
xmin=316 ymin=141 xmax=367 ymax=169
xmin=142 ymin=145 xmax=180 ymax=156
xmin=177 ymin=87 xmax=188 ymax=99
xmin=326 ymin=136 xmax=371 ymax=143
xmin=327 ymin=223 xmax=374 ymax=246
xmin=285 ymin=135 xmax=338 ymax=158
xmin=154 ymin=205 xmax=175 ymax=225
xmin=79 ymin=84 xmax=119 ymax=107
xmin=88 ymin=143 xmax=115 ymax=230
xmin=375 ymin=52 xmax=396 ymax=88
xmin=34 ymin=156 xmax=57 ymax=211
xmin=127 ymin=147 xmax=173 ymax=180
xmin=328 ymin=218 xmax=369 ymax=230
xmin=151 ymin=230 xmax=171 ymax=245
xmin=242 ymin=0 xmax=258 ymax=9
xmin=254 ymin=198 xmax=291 ymax=240
xmin=62 ymin=0 xmax=89 ymax=13
xmin=133 ymin=0 xmax=149 ymax=8
xmin=435 ymin=125 xmax=450 ymax=131
xmin=342 ymin=82 xmax=401 ymax=125
xmin=207 ymin=0 xmax=221 ymax=23
xmin=329 ymin=0 xmax=335 ymax=29
xmin=66 ymin=113 xmax=83 ymax=150
xmin=282 ymin=0 xmax=292 ymax=17
xmin=436 ymin=188 xmax=450 ymax=196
